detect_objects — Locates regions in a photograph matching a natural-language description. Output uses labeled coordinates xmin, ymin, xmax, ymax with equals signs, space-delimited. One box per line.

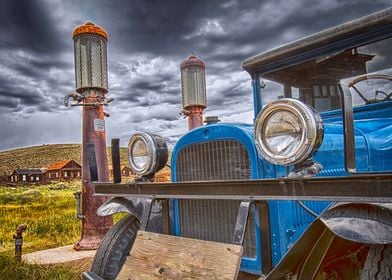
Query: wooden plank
xmin=117 ymin=231 xmax=243 ymax=280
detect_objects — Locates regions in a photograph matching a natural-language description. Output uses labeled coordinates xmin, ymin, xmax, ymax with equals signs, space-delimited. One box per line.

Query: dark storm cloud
xmin=108 ymin=55 xmax=181 ymax=107
xmin=15 ymin=59 xmax=71 ymax=79
xmin=0 ymin=96 xmax=18 ymax=109
xmin=97 ymin=0 xmax=221 ymax=55
xmin=0 ymin=0 xmax=390 ymax=150
xmin=90 ymin=0 xmax=392 ymax=105
xmin=0 ymin=0 xmax=74 ymax=116
xmin=0 ymin=53 xmax=72 ymax=114
xmin=129 ymin=80 xmax=165 ymax=95
xmin=0 ymin=0 xmax=64 ymax=54
xmin=117 ymin=79 xmax=179 ymax=105
xmin=0 ymin=90 xmax=44 ymax=108
xmin=128 ymin=105 xmax=178 ymax=123
xmin=0 ymin=70 xmax=46 ymax=110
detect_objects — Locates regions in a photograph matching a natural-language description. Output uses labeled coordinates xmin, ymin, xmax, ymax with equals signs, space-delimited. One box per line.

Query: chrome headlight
xmin=128 ymin=132 xmax=168 ymax=176
xmin=255 ymin=98 xmax=323 ymax=166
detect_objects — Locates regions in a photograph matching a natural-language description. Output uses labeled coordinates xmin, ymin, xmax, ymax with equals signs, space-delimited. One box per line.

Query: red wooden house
xmin=46 ymin=160 xmax=81 ymax=181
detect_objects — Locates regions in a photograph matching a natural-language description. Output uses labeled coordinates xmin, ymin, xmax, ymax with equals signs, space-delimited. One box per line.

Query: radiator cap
xmin=204 ymin=116 xmax=220 ymax=125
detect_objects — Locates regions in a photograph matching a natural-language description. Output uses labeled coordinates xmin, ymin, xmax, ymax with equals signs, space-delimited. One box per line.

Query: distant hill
xmin=0 ymin=144 xmax=129 ymax=175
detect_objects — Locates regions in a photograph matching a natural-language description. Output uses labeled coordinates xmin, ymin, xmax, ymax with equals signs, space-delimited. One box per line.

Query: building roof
xmin=14 ymin=169 xmax=42 ymax=175
xmin=47 ymin=160 xmax=80 ymax=171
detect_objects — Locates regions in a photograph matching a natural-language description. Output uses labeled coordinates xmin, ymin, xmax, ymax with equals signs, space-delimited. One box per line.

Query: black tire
xmin=361 ymin=245 xmax=392 ymax=280
xmin=91 ymin=215 xmax=140 ymax=280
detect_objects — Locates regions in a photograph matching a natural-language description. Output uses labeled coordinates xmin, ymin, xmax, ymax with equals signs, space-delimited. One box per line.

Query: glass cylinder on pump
xmin=73 ymin=22 xmax=108 ymax=93
xmin=180 ymin=54 xmax=207 ymax=130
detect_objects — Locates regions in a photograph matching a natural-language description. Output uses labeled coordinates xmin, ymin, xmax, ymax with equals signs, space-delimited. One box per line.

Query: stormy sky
xmin=0 ymin=0 xmax=389 ymax=151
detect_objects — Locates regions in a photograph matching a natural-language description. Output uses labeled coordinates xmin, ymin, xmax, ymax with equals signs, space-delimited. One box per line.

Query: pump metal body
xmin=66 ymin=22 xmax=113 ymax=250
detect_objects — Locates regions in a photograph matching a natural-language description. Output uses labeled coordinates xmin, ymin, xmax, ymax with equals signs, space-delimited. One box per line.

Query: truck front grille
xmin=176 ymin=140 xmax=256 ymax=257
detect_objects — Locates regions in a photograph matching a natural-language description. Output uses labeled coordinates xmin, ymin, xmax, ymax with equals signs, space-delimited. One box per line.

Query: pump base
xmin=74 ymin=227 xmax=112 ymax=251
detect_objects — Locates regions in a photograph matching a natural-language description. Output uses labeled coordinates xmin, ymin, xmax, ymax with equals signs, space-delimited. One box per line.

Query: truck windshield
xmin=260 ymin=37 xmax=391 ymax=112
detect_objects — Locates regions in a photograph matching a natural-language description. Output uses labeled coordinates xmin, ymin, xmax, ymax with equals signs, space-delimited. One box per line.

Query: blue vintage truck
xmin=85 ymin=8 xmax=392 ymax=280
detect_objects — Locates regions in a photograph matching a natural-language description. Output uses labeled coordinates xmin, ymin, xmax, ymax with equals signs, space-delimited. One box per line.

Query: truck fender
xmin=266 ymin=203 xmax=392 ymax=279
xmin=97 ymin=197 xmax=144 ymax=220
xmin=320 ymin=202 xmax=392 ymax=245
xmin=97 ymin=197 xmax=163 ymax=233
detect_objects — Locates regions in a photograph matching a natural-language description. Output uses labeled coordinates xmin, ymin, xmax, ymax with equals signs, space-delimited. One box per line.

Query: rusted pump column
xmin=68 ymin=22 xmax=113 ymax=250
xmin=13 ymin=224 xmax=27 ymax=262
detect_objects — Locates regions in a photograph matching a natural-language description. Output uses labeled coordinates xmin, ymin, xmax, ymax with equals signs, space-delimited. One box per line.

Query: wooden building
xmin=46 ymin=160 xmax=81 ymax=181
xmin=109 ymin=165 xmax=134 ymax=177
xmin=10 ymin=169 xmax=44 ymax=184
xmin=122 ymin=166 xmax=133 ymax=177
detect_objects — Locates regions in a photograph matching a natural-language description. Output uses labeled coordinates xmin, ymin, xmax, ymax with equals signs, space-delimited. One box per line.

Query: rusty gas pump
xmin=65 ymin=22 xmax=113 ymax=250
xmin=180 ymin=54 xmax=207 ymax=130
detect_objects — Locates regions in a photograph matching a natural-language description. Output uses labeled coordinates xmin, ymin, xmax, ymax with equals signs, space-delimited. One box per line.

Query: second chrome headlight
xmin=255 ymin=98 xmax=323 ymax=166
xmin=128 ymin=131 xmax=168 ymax=176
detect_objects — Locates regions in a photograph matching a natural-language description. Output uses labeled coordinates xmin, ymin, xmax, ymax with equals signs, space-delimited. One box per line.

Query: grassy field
xmin=0 ymin=144 xmax=171 ymax=279
xmin=0 ymin=181 xmax=83 ymax=279
xmin=0 ymin=254 xmax=81 ymax=280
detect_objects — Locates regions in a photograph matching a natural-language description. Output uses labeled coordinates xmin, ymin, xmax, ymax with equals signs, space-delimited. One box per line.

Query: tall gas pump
xmin=180 ymin=54 xmax=207 ymax=130
xmin=65 ymin=22 xmax=113 ymax=250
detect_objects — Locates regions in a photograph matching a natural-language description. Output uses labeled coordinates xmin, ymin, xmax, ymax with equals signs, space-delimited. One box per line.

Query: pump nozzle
xmin=64 ymin=92 xmax=84 ymax=107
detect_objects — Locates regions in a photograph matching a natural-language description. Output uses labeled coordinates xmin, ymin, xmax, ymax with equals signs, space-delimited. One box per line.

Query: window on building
xmin=36 ymin=176 xmax=39 ymax=181
xmin=64 ymin=171 xmax=67 ymax=177
xmin=56 ymin=172 xmax=59 ymax=178
xmin=22 ymin=175 xmax=26 ymax=181
xmin=11 ymin=177 xmax=13 ymax=182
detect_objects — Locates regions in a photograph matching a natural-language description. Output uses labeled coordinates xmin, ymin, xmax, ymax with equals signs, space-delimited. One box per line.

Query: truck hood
xmin=315 ymin=117 xmax=392 ymax=175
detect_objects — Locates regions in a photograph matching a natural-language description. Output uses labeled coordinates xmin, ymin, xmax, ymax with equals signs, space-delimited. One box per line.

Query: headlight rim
xmin=128 ymin=131 xmax=158 ymax=176
xmin=255 ymin=98 xmax=323 ymax=166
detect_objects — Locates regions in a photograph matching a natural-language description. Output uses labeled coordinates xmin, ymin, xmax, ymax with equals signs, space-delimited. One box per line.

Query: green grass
xmin=0 ymin=181 xmax=83 ymax=279
xmin=0 ymin=181 xmax=130 ymax=279
xmin=0 ymin=254 xmax=81 ymax=280
xmin=0 ymin=182 xmax=81 ymax=253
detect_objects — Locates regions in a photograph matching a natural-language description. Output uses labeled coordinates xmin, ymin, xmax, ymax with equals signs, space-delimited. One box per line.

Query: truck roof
xmin=241 ymin=8 xmax=392 ymax=75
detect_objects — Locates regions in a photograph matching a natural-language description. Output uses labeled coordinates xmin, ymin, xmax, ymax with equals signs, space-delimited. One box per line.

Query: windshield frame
xmin=242 ymin=8 xmax=392 ymax=119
